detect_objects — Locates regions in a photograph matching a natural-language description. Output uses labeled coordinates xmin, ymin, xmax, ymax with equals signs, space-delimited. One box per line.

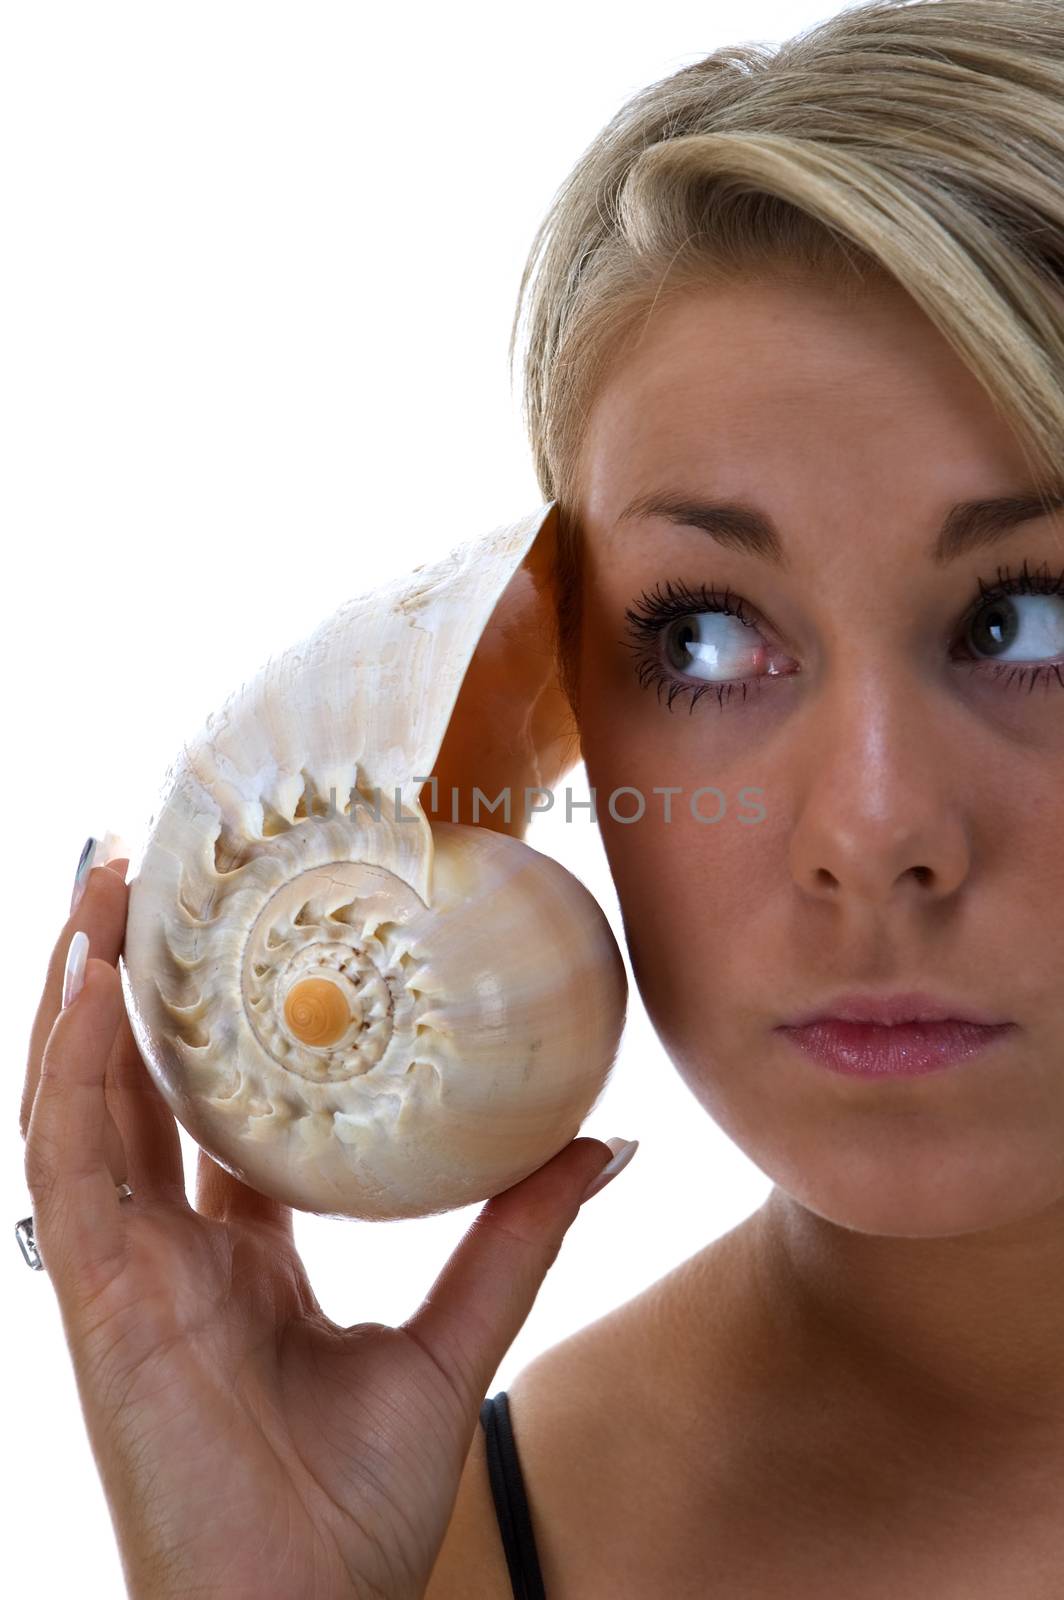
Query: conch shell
xmin=120 ymin=503 xmax=628 ymax=1219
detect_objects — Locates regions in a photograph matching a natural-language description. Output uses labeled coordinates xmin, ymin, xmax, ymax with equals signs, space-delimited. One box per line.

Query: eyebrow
xmin=613 ymin=486 xmax=1064 ymax=567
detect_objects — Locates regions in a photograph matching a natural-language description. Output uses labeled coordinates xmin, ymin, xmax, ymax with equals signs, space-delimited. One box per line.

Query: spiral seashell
xmin=120 ymin=503 xmax=628 ymax=1219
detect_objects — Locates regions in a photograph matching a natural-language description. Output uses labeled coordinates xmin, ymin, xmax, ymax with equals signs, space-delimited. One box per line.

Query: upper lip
xmin=777 ymin=990 xmax=1014 ymax=1027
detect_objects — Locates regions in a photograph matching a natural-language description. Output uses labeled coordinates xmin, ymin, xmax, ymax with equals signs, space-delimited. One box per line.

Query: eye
xmin=958 ymin=584 xmax=1064 ymax=664
xmin=662 ymin=612 xmax=765 ymax=680
xmin=622 ymin=562 xmax=1064 ymax=716
xmin=620 ymin=579 xmax=797 ymax=714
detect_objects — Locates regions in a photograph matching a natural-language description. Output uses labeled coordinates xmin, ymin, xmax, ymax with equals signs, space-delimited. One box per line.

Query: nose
xmin=787 ymin=671 xmax=972 ymax=905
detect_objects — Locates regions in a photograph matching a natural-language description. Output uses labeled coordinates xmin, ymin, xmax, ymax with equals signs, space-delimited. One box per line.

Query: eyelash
xmin=620 ymin=559 xmax=1064 ymax=715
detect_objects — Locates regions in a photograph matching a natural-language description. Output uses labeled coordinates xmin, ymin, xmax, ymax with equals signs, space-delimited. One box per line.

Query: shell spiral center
xmin=240 ymin=858 xmax=427 ymax=1085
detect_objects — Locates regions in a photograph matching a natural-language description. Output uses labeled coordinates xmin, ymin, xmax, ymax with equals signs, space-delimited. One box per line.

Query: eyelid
xmin=622 ymin=577 xmax=787 ymax=657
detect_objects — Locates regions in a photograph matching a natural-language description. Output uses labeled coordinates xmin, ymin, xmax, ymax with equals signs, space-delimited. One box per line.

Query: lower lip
xmin=776 ymin=1019 xmax=1016 ymax=1077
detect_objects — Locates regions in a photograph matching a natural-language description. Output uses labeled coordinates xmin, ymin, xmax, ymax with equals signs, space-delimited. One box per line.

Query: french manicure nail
xmin=581 ymin=1137 xmax=639 ymax=1204
xmin=70 ymin=837 xmax=97 ymax=914
xmin=70 ymin=831 xmax=130 ymax=913
xmin=62 ymin=930 xmax=90 ymax=1010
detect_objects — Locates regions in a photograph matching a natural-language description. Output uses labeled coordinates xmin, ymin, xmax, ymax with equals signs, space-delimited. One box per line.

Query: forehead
xmin=576 ymin=276 xmax=1029 ymax=519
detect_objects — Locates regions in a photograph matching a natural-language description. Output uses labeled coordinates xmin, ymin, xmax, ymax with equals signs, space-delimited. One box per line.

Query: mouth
xmin=774 ymin=991 xmax=1017 ymax=1078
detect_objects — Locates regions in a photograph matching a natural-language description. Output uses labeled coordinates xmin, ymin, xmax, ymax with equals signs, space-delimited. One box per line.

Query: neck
xmin=751 ymin=1185 xmax=1064 ymax=1447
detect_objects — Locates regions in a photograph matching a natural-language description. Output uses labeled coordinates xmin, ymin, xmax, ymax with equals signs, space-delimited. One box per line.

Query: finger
xmin=399 ymin=1136 xmax=622 ymax=1415
xmin=25 ymin=947 xmax=133 ymax=1286
xmin=21 ymin=863 xmax=131 ymax=1142
xmin=71 ymin=832 xmax=130 ymax=913
xmin=194 ymin=1146 xmax=295 ymax=1241
xmin=105 ymin=1010 xmax=189 ymax=1205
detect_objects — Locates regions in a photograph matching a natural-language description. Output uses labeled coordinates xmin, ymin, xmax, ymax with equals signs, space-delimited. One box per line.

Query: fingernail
xmin=70 ymin=836 xmax=97 ymax=914
xmin=581 ymin=1137 xmax=639 ymax=1204
xmin=70 ymin=830 xmax=129 ymax=913
xmin=62 ymin=930 xmax=90 ymax=1010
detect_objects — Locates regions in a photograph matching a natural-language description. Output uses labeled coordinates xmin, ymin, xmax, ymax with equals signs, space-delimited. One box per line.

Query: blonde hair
xmin=509 ymin=0 xmax=1064 ymax=713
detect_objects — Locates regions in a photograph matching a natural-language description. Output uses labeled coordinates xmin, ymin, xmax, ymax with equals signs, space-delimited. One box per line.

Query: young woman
xmin=20 ymin=2 xmax=1064 ymax=1595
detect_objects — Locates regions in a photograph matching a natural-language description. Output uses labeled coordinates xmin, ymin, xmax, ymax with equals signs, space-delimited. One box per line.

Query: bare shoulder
xmin=424 ymin=1287 xmax=662 ymax=1599
xmin=423 ymin=1331 xmax=616 ymax=1599
xmin=426 ymin=1233 xmax=749 ymax=1599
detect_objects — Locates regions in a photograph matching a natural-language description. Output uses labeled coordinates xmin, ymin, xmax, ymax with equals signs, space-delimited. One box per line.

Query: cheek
xmin=583 ymin=778 xmax=771 ymax=1064
xmin=575 ymin=581 xmax=781 ymax=1045
xmin=576 ymin=577 xmax=772 ymax=942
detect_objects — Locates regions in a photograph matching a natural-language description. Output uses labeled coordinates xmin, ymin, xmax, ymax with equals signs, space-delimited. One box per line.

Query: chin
xmin=753 ymin=1127 xmax=1064 ymax=1238
xmin=671 ymin=1044 xmax=1064 ymax=1238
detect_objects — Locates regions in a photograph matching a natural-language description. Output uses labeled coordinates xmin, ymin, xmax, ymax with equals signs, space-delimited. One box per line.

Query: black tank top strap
xmin=479 ymin=1389 xmax=547 ymax=1599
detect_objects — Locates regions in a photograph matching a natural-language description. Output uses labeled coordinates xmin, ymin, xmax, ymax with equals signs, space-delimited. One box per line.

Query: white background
xmin=3 ymin=3 xmax=835 ymax=1592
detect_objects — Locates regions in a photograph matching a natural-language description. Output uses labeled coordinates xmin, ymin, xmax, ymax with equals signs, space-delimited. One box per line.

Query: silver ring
xmin=16 ymin=1183 xmax=134 ymax=1272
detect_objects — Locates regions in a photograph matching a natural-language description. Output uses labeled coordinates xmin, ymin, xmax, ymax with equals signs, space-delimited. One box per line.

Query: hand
xmin=21 ymin=859 xmax=617 ymax=1599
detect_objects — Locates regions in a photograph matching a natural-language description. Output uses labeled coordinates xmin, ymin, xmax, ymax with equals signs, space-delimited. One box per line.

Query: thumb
xmin=399 ymin=1136 xmax=636 ymax=1414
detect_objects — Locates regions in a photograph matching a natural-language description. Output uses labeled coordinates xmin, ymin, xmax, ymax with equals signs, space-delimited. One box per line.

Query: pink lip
xmin=774 ymin=990 xmax=1017 ymax=1078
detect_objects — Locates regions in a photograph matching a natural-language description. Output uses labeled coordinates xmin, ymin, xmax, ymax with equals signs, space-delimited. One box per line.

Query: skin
xmin=561 ymin=267 xmax=1064 ymax=1584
